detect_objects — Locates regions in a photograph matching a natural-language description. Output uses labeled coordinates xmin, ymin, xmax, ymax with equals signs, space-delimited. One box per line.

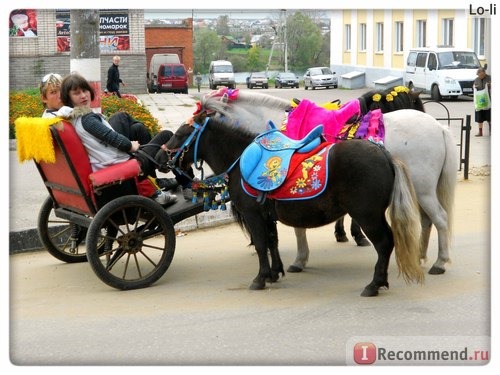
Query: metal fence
xmin=423 ymin=100 xmax=471 ymax=180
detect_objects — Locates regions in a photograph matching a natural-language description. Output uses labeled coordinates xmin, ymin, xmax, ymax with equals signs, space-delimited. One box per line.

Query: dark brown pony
xmin=159 ymin=107 xmax=424 ymax=297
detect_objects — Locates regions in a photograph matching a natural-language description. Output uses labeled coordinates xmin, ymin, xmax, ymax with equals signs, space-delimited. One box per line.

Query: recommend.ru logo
xmin=346 ymin=336 xmax=490 ymax=365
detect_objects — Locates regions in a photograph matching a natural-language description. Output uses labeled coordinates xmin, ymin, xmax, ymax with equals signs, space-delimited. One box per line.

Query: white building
xmin=328 ymin=9 xmax=491 ymax=87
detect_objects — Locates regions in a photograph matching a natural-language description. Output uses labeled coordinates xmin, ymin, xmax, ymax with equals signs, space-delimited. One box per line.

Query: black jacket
xmin=106 ymin=63 xmax=122 ymax=92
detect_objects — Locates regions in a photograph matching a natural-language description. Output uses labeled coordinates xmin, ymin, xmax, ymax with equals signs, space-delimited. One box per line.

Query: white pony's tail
xmin=389 ymin=158 xmax=425 ymax=284
xmin=437 ymin=125 xmax=458 ymax=245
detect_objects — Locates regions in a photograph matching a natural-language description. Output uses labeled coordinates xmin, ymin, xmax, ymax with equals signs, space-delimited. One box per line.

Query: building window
xmin=376 ymin=22 xmax=384 ymax=51
xmin=359 ymin=23 xmax=366 ymax=51
xmin=442 ymin=18 xmax=454 ymax=46
xmin=473 ymin=17 xmax=485 ymax=57
xmin=416 ymin=20 xmax=426 ymax=47
xmin=395 ymin=21 xmax=404 ymax=52
xmin=345 ymin=24 xmax=351 ymax=51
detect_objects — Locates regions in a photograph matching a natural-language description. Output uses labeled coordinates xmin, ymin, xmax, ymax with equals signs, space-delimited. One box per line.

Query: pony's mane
xmin=200 ymin=91 xmax=291 ymax=133
xmin=208 ymin=114 xmax=260 ymax=140
xmin=358 ymin=86 xmax=425 ymax=114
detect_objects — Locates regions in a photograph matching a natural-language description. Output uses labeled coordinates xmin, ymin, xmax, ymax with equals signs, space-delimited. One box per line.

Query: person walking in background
xmin=195 ymin=72 xmax=202 ymax=92
xmin=473 ymin=67 xmax=491 ymax=136
xmin=106 ymin=55 xmax=125 ymax=98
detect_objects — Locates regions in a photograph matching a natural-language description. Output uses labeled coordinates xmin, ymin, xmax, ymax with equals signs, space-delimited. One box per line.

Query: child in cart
xmin=57 ymin=73 xmax=179 ymax=206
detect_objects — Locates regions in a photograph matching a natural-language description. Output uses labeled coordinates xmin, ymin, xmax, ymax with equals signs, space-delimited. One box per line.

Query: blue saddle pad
xmin=240 ymin=122 xmax=324 ymax=192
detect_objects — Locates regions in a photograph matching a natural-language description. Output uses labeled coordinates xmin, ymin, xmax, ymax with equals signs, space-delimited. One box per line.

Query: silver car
xmin=304 ymin=67 xmax=338 ymax=90
xmin=248 ymin=72 xmax=269 ymax=89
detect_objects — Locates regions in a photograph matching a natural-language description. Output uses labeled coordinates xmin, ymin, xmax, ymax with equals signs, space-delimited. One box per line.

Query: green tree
xmin=247 ymin=45 xmax=261 ymax=72
xmin=216 ymin=15 xmax=230 ymax=36
xmin=286 ymin=12 xmax=325 ymax=70
xmin=194 ymin=28 xmax=221 ymax=73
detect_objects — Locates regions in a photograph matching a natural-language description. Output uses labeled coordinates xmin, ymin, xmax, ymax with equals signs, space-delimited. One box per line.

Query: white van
xmin=208 ymin=60 xmax=235 ymax=90
xmin=147 ymin=53 xmax=181 ymax=93
xmin=404 ymin=47 xmax=482 ymax=100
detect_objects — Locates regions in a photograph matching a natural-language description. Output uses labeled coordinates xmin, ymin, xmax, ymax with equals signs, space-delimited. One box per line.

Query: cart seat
xmin=36 ymin=120 xmax=148 ymax=217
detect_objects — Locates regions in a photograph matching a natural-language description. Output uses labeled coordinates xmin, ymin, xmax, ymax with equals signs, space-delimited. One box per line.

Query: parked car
xmin=274 ymin=72 xmax=299 ymax=88
xmin=303 ymin=67 xmax=338 ymax=90
xmin=248 ymin=72 xmax=269 ymax=89
xmin=155 ymin=63 xmax=188 ymax=94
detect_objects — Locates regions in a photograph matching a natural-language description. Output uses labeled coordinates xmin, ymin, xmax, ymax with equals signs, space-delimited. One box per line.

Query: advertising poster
xmin=9 ymin=9 xmax=37 ymax=37
xmin=55 ymin=9 xmax=131 ymax=52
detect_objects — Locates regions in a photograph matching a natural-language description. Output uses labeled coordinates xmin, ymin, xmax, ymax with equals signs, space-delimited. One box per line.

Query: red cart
xmin=32 ymin=120 xmax=211 ymax=290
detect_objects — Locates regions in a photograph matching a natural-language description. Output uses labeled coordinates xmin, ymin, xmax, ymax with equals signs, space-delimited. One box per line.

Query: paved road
xmin=9 ymin=173 xmax=491 ymax=365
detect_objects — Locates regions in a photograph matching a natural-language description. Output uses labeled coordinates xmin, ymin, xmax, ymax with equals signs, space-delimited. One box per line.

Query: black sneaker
xmin=153 ymin=191 xmax=178 ymax=206
xmin=156 ymin=178 xmax=179 ymax=191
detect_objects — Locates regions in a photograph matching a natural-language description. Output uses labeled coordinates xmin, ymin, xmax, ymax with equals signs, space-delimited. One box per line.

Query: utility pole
xmin=70 ymin=10 xmax=101 ymax=112
xmin=282 ymin=9 xmax=288 ymax=72
xmin=266 ymin=25 xmax=278 ymax=76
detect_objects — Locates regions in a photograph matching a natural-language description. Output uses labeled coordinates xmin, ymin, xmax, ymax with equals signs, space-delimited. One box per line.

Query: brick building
xmin=145 ymin=19 xmax=194 ymax=84
xmin=9 ymin=9 xmax=194 ymax=93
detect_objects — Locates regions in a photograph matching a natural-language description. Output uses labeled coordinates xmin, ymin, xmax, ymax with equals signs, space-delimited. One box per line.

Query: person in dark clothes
xmin=106 ymin=56 xmax=125 ymax=98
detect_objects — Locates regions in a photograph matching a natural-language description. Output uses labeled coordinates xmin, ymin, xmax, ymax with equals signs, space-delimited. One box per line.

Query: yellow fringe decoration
xmin=290 ymin=99 xmax=341 ymax=111
xmin=14 ymin=117 xmax=63 ymax=164
xmin=148 ymin=176 xmax=160 ymax=189
xmin=321 ymin=101 xmax=341 ymax=111
xmin=394 ymin=85 xmax=410 ymax=93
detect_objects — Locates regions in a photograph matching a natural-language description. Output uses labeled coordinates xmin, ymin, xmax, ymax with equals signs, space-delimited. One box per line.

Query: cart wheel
xmin=86 ymin=195 xmax=176 ymax=290
xmin=37 ymin=196 xmax=90 ymax=263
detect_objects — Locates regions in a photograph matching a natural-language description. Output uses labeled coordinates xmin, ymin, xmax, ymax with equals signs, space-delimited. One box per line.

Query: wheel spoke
xmin=138 ymin=249 xmax=159 ymax=267
xmin=105 ymin=248 xmax=125 ymax=270
xmin=133 ymin=253 xmax=142 ymax=278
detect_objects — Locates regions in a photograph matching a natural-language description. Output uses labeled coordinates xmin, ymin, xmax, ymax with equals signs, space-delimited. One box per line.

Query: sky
xmin=145 ymin=9 xmax=282 ymax=19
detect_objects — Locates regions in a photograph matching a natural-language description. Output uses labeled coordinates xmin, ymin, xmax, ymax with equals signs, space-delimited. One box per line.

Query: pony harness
xmin=240 ymin=122 xmax=333 ymax=202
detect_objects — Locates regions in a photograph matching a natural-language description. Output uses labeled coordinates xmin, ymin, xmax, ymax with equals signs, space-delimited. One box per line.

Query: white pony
xmin=199 ymin=89 xmax=458 ymax=275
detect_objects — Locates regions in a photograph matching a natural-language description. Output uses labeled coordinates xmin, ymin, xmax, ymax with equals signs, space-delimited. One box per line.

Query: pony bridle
xmin=165 ymin=116 xmax=210 ymax=178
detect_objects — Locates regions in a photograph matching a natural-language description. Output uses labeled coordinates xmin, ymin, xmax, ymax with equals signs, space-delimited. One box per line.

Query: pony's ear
xmin=192 ymin=110 xmax=207 ymax=126
xmin=410 ymin=89 xmax=423 ymax=97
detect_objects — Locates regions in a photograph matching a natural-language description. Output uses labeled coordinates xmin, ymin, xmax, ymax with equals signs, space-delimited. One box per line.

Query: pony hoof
xmin=361 ymin=287 xmax=379 ymax=297
xmin=336 ymin=235 xmax=349 ymax=243
xmin=355 ymin=236 xmax=371 ymax=247
xmin=249 ymin=279 xmax=266 ymax=290
xmin=361 ymin=281 xmax=388 ymax=296
xmin=287 ymin=265 xmax=304 ymax=273
xmin=267 ymin=274 xmax=280 ymax=283
xmin=428 ymin=266 xmax=446 ymax=275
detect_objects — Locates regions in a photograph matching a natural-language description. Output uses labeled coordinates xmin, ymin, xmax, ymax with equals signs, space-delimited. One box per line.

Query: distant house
xmin=250 ymin=34 xmax=262 ymax=46
xmin=221 ymin=35 xmax=248 ymax=49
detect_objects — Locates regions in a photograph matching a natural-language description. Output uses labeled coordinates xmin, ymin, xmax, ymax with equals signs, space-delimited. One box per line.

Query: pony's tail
xmin=437 ymin=125 xmax=458 ymax=247
xmin=389 ymin=158 xmax=425 ymax=284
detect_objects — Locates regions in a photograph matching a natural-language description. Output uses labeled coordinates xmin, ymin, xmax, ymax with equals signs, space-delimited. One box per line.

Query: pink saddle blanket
xmin=282 ymin=99 xmax=385 ymax=144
